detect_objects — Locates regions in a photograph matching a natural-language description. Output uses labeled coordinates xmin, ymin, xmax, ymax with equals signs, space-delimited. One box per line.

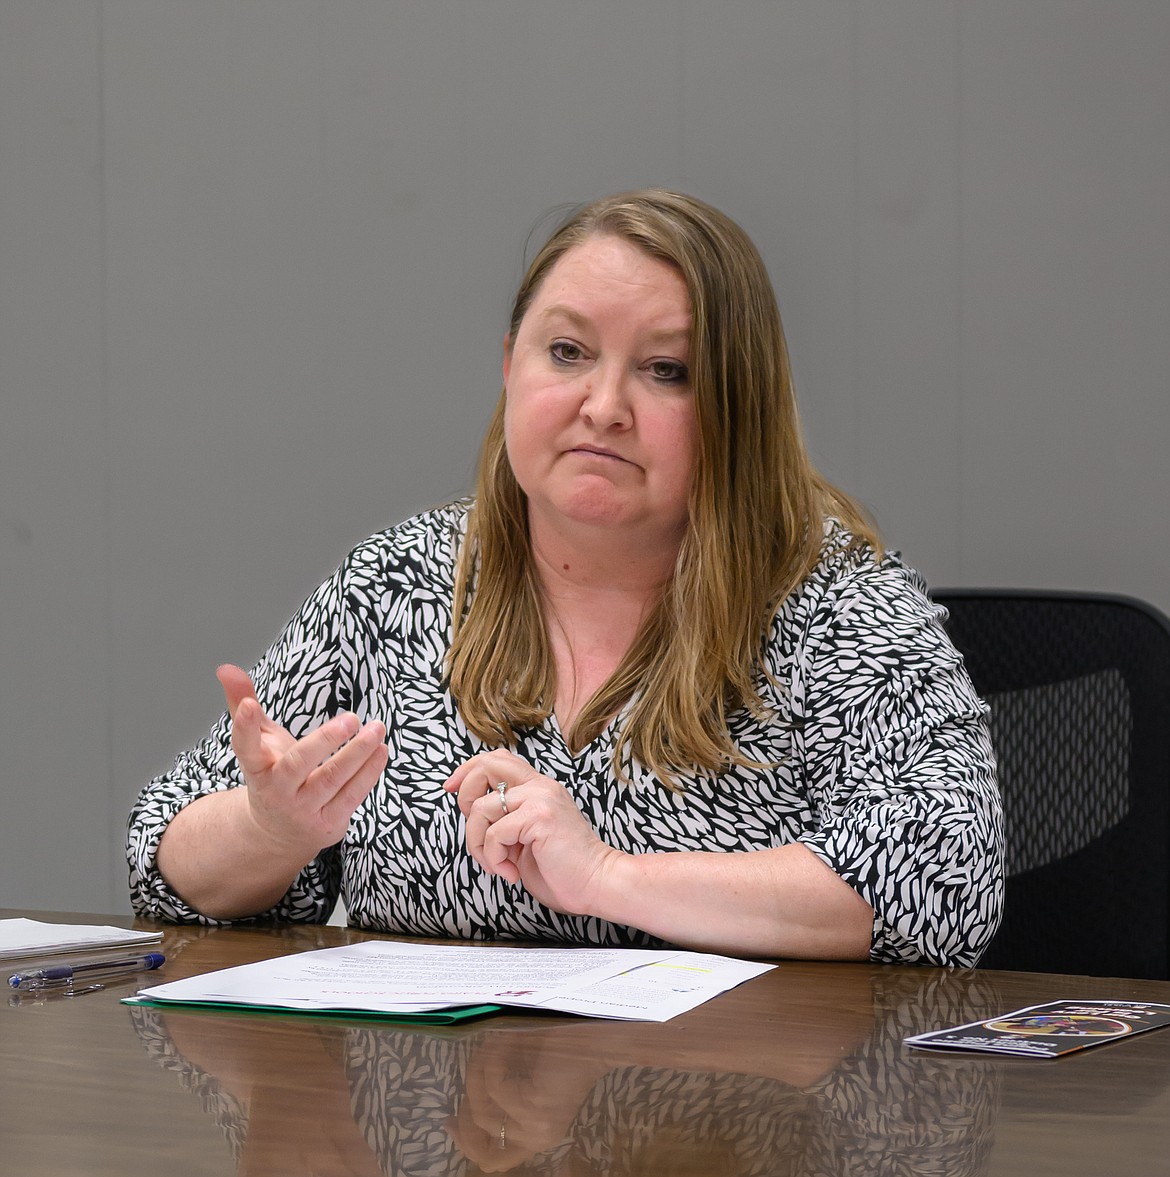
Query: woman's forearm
xmin=589 ymin=841 xmax=873 ymax=960
xmin=155 ymin=789 xmax=310 ymax=920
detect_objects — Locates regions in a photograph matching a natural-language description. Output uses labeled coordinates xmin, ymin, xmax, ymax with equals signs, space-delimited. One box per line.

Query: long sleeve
xmin=790 ymin=552 xmax=1004 ymax=966
xmin=126 ymin=559 xmax=362 ymax=924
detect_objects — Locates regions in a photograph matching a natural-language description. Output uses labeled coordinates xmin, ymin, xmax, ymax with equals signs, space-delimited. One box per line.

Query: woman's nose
xmin=580 ymin=364 xmax=632 ymax=429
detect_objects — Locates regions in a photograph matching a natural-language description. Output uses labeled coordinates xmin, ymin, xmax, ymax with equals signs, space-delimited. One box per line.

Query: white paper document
xmin=0 ymin=918 xmax=162 ymax=964
xmin=134 ymin=940 xmax=774 ymax=1022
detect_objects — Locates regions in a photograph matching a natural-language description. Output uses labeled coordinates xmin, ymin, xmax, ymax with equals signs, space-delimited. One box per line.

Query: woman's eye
xmin=550 ymin=341 xmax=584 ymax=365
xmin=648 ymin=360 xmax=689 ymax=385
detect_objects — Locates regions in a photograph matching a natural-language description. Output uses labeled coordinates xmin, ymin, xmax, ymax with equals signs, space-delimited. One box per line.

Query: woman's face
xmin=503 ymin=234 xmax=697 ymax=552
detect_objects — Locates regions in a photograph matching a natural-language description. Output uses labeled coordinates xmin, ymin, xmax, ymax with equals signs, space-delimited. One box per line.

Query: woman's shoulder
xmin=343 ymin=499 xmax=471 ymax=583
xmin=803 ymin=516 xmax=929 ymax=605
xmin=768 ymin=517 xmax=937 ymax=655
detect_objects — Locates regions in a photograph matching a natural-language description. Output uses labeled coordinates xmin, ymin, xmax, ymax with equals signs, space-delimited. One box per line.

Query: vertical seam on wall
xmin=954 ymin=2 xmax=966 ymax=582
xmin=97 ymin=0 xmax=117 ymax=910
xmin=677 ymin=0 xmax=688 ymax=183
xmin=850 ymin=1 xmax=862 ymax=490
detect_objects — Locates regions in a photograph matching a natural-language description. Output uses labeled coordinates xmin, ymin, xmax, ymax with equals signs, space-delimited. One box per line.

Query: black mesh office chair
xmin=931 ymin=589 xmax=1170 ymax=980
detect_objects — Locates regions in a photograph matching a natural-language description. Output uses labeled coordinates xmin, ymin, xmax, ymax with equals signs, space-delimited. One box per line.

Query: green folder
xmin=122 ymin=995 xmax=502 ymax=1025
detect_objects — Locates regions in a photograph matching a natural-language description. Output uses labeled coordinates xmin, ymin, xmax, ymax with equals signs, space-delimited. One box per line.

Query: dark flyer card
xmin=906 ymin=999 xmax=1170 ymax=1058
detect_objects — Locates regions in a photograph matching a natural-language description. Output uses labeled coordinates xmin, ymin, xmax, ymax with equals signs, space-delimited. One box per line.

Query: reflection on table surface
xmin=130 ymin=963 xmax=997 ymax=1176
xmin=5 ymin=915 xmax=1170 ymax=1176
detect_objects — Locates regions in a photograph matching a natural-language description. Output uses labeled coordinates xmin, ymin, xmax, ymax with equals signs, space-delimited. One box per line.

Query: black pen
xmin=7 ymin=951 xmax=165 ymax=992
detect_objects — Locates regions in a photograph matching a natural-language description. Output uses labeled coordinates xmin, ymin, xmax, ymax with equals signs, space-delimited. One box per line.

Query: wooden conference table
xmin=4 ymin=910 xmax=1170 ymax=1176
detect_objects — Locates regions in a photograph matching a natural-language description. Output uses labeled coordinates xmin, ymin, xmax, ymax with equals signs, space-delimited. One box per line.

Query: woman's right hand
xmin=216 ymin=664 xmax=389 ymax=861
xmin=156 ymin=667 xmax=389 ymax=920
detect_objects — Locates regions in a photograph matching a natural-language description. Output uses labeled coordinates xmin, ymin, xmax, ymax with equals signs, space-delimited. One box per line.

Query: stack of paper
xmin=0 ymin=918 xmax=162 ymax=967
xmin=131 ymin=940 xmax=773 ymax=1023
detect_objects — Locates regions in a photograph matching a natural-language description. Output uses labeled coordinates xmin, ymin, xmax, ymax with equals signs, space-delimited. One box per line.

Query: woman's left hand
xmin=443 ymin=750 xmax=622 ymax=918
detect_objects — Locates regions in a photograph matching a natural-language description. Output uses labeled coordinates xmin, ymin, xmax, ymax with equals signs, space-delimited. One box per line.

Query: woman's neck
xmin=527 ymin=509 xmax=683 ymax=599
xmin=528 ymin=514 xmax=682 ymax=733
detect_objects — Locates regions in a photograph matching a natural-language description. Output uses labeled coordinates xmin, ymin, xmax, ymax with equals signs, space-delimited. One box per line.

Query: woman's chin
xmin=526 ymin=479 xmax=685 ymax=543
xmin=548 ymin=490 xmax=640 ymax=531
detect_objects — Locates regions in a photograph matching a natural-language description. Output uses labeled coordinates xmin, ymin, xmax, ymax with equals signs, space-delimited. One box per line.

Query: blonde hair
xmin=447 ymin=189 xmax=877 ymax=784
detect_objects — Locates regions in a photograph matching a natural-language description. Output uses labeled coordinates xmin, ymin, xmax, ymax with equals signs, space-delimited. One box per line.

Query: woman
xmin=128 ymin=189 xmax=1003 ymax=966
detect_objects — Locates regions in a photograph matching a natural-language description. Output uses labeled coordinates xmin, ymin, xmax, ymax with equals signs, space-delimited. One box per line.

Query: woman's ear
xmin=502 ymin=333 xmax=513 ymax=386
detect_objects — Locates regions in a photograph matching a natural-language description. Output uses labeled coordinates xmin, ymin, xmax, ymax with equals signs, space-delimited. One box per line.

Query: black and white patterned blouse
xmin=127 ymin=501 xmax=1003 ymax=966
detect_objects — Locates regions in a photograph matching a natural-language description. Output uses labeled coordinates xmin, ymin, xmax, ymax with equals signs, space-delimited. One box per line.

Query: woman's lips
xmin=570 ymin=445 xmax=629 ymax=463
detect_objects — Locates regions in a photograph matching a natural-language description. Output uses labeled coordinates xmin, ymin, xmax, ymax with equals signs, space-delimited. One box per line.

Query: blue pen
xmin=7 ymin=951 xmax=165 ymax=992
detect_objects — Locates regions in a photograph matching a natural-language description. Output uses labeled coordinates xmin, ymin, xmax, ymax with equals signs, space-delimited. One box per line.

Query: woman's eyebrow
xmin=538 ymin=303 xmax=690 ymax=346
xmin=537 ymin=304 xmax=590 ymax=330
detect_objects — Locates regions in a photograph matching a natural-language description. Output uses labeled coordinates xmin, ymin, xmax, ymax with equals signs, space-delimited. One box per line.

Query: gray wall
xmin=2 ymin=1 xmax=1167 ymax=915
